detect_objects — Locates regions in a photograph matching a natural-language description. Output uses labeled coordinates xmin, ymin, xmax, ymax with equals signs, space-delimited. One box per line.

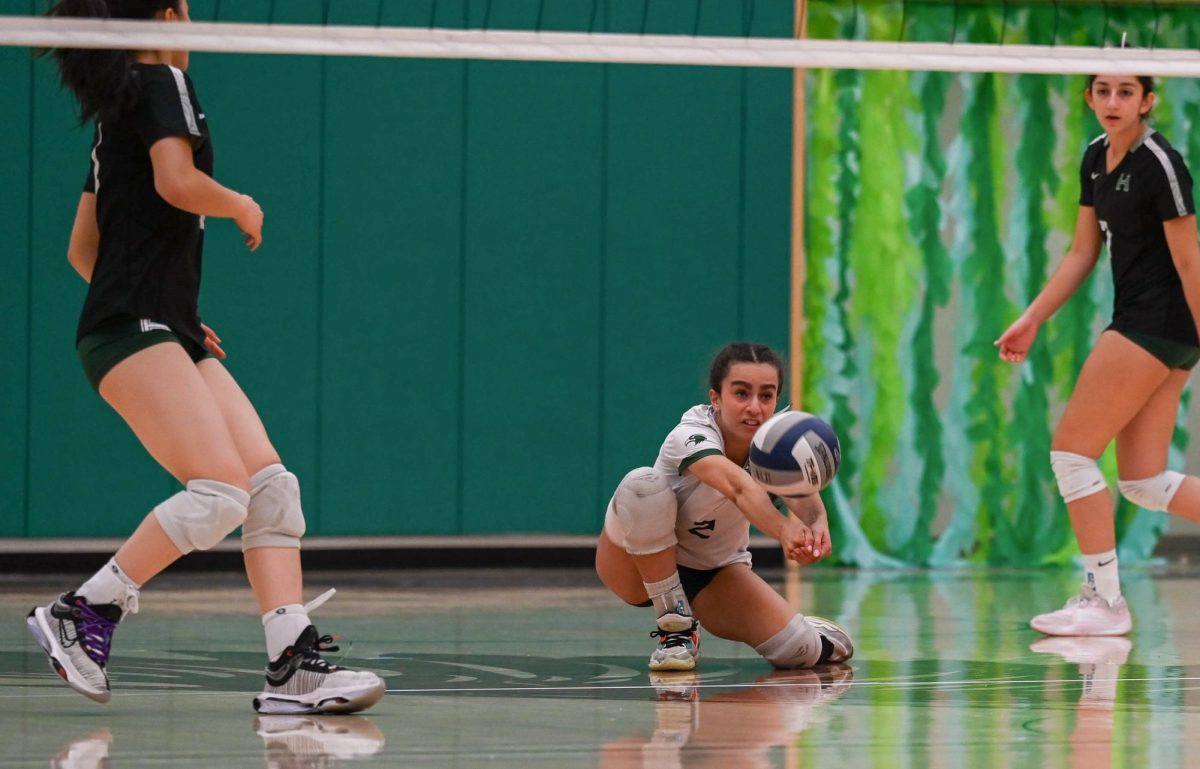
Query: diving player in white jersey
xmin=595 ymin=342 xmax=853 ymax=671
xmin=997 ymin=68 xmax=1200 ymax=636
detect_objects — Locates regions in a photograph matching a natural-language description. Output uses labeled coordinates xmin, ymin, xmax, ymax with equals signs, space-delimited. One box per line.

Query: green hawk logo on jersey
xmin=685 ymin=434 xmax=708 ymax=447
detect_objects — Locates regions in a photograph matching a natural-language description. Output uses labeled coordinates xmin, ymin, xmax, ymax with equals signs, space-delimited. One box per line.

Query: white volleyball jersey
xmin=653 ymin=404 xmax=755 ymax=570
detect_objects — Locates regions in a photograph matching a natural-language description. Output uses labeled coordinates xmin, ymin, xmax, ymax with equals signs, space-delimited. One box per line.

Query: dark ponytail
xmin=39 ymin=0 xmax=180 ymax=124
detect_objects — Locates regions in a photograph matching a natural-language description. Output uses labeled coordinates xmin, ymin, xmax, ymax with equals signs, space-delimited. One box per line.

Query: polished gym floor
xmin=3 ymin=564 xmax=1199 ymax=768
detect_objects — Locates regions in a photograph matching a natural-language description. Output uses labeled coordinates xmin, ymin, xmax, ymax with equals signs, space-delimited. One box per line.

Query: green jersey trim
xmin=678 ymin=448 xmax=724 ymax=474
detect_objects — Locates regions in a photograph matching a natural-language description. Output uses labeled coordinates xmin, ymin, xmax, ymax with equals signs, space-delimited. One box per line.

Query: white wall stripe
xmin=1143 ymin=136 xmax=1188 ymax=217
xmin=167 ymin=65 xmax=200 ymax=136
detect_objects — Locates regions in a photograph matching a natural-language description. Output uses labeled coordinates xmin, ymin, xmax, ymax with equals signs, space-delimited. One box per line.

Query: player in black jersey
xmin=26 ymin=0 xmax=384 ymax=715
xmin=996 ymin=70 xmax=1200 ymax=637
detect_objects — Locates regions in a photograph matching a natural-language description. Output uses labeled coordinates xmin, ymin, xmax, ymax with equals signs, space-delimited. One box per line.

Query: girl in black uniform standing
xmin=996 ymin=71 xmax=1200 ymax=637
xmin=27 ymin=0 xmax=384 ymax=714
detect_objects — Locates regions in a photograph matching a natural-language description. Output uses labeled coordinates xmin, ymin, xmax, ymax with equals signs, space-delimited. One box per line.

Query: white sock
xmin=263 ymin=604 xmax=312 ymax=661
xmin=644 ymin=573 xmax=691 ymax=619
xmin=1083 ymin=549 xmax=1121 ymax=604
xmin=77 ymin=557 xmax=141 ymax=614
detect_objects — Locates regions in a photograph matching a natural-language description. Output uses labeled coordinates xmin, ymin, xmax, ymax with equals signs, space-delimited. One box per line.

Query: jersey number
xmin=1098 ymin=218 xmax=1113 ymax=252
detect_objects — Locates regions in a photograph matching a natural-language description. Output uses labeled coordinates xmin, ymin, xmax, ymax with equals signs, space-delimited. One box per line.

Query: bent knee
xmin=154 ymin=480 xmax=250 ymax=553
xmin=1049 ymin=450 xmax=1107 ymax=503
xmin=241 ymin=464 xmax=306 ymax=549
xmin=1118 ymin=471 xmax=1184 ymax=511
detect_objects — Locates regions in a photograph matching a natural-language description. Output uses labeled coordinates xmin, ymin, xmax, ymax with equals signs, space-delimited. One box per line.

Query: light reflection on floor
xmin=3 ymin=565 xmax=1199 ymax=768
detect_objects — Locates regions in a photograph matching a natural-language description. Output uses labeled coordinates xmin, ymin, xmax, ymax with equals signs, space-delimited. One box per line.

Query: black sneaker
xmin=253 ymin=626 xmax=385 ymax=715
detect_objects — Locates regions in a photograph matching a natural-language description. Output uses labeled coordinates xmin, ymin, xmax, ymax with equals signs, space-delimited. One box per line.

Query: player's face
xmin=710 ymin=362 xmax=780 ymax=443
xmin=1086 ymin=75 xmax=1153 ymax=136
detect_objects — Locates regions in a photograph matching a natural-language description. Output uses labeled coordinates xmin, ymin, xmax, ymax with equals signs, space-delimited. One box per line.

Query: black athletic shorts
xmin=77 ymin=317 xmax=214 ymax=391
xmin=635 ymin=564 xmax=723 ymax=607
xmin=1112 ymin=328 xmax=1200 ymax=370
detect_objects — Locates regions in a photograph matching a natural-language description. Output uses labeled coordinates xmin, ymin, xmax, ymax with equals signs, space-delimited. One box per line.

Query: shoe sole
xmin=253 ymin=680 xmax=386 ymax=715
xmin=648 ymin=649 xmax=700 ymax=672
xmin=26 ymin=609 xmax=111 ymax=704
xmin=1028 ymin=619 xmax=1132 ymax=637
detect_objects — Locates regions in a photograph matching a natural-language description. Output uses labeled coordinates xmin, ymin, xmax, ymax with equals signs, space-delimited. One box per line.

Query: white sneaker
xmin=807 ymin=616 xmax=855 ymax=663
xmin=649 ymin=617 xmax=700 ymax=671
xmin=1029 ymin=584 xmax=1132 ymax=636
xmin=27 ymin=592 xmax=124 ymax=703
xmin=256 ymin=714 xmax=384 ymax=766
xmin=253 ymin=626 xmax=386 ymax=715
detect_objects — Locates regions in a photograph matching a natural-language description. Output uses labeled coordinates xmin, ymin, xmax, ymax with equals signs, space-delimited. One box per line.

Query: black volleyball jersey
xmin=77 ymin=63 xmax=212 ymax=349
xmin=1080 ymin=128 xmax=1198 ymax=346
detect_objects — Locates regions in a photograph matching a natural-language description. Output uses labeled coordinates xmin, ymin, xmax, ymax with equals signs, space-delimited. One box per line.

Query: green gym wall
xmin=2 ymin=1 xmax=1198 ymax=566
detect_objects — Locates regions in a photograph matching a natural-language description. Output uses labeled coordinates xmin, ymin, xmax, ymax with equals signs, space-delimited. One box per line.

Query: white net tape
xmin=3 ymin=15 xmax=1200 ymax=75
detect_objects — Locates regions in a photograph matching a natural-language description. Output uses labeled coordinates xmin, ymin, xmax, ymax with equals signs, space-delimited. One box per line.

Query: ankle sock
xmin=1083 ymin=549 xmax=1121 ymax=604
xmin=263 ymin=604 xmax=312 ymax=661
xmin=77 ymin=557 xmax=141 ymax=615
xmin=644 ymin=572 xmax=691 ymax=619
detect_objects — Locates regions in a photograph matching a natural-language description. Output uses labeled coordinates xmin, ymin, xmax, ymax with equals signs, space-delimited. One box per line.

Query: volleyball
xmin=748 ymin=411 xmax=841 ymax=497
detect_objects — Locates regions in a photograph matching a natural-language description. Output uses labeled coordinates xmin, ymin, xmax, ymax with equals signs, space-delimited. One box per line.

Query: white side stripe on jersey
xmin=91 ymin=122 xmax=103 ymax=194
xmin=139 ymin=319 xmax=171 ymax=333
xmin=167 ymin=65 xmax=200 ymax=137
xmin=1144 ymin=136 xmax=1188 ymax=217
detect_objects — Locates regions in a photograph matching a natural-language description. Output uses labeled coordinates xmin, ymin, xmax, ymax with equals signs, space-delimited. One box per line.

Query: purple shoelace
xmin=69 ymin=598 xmax=117 ymax=665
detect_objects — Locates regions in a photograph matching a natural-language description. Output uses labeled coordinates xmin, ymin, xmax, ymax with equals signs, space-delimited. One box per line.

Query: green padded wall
xmin=0 ymin=0 xmax=33 ymax=537
xmin=0 ymin=0 xmax=792 ymax=538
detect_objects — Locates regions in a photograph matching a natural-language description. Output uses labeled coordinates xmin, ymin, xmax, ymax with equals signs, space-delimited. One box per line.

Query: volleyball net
xmin=4 ymin=3 xmax=1200 ymax=76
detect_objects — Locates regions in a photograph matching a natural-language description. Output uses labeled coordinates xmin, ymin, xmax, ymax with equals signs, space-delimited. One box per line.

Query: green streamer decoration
xmin=895 ymin=66 xmax=951 ymax=565
xmin=1002 ymin=6 xmax=1060 ymax=565
xmin=805 ymin=3 xmax=902 ymax=568
xmin=802 ymin=1 xmax=1195 ymax=566
xmin=849 ymin=63 xmax=920 ymax=556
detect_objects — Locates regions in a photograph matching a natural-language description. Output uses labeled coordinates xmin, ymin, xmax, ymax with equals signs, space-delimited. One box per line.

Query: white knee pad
xmin=1118 ymin=471 xmax=1185 ymax=512
xmin=1050 ymin=450 xmax=1108 ymax=503
xmin=242 ymin=464 xmax=306 ymax=550
xmin=154 ymin=479 xmax=250 ymax=554
xmin=754 ymin=615 xmax=822 ymax=669
xmin=604 ymin=467 xmax=678 ymax=555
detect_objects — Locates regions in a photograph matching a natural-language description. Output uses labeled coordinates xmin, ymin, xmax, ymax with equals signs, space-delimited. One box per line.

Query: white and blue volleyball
xmin=748 ymin=411 xmax=841 ymax=497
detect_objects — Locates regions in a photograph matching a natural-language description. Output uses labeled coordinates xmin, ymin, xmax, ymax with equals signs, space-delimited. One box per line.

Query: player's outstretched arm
xmin=784 ymin=496 xmax=831 ymax=564
xmin=996 ymin=205 xmax=1103 ymax=362
xmin=688 ymin=454 xmax=816 ymax=559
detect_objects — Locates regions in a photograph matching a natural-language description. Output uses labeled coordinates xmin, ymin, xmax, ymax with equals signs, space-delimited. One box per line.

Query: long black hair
xmin=40 ymin=0 xmax=181 ymax=124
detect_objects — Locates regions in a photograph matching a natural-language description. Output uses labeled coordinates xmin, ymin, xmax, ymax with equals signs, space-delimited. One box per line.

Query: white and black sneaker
xmin=253 ymin=626 xmax=385 ymax=715
xmin=27 ymin=592 xmax=124 ymax=703
xmin=649 ymin=618 xmax=701 ymax=672
xmin=807 ymin=616 xmax=854 ymax=664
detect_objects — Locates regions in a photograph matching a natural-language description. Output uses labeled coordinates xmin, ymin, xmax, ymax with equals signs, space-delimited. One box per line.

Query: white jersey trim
xmin=167 ymin=65 xmax=200 ymax=137
xmin=90 ymin=122 xmax=103 ymax=195
xmin=1143 ymin=135 xmax=1188 ymax=217
xmin=139 ymin=319 xmax=171 ymax=333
